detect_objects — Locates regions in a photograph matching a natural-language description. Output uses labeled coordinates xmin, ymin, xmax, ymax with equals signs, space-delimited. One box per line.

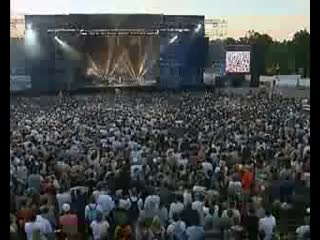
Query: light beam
xmin=169 ymin=35 xmax=178 ymax=44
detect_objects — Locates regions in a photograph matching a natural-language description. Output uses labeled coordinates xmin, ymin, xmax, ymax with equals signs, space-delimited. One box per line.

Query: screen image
xmin=82 ymin=35 xmax=160 ymax=87
xmin=225 ymin=51 xmax=250 ymax=73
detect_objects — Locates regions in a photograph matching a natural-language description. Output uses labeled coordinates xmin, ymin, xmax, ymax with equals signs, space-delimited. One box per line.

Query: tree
xmin=213 ymin=29 xmax=309 ymax=77
xmin=265 ymin=41 xmax=290 ymax=75
xmin=224 ymin=37 xmax=237 ymax=45
xmin=246 ymin=31 xmax=273 ymax=75
xmin=292 ymin=30 xmax=310 ymax=77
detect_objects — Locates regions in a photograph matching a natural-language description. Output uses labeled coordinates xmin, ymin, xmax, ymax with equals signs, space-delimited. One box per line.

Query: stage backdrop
xmin=81 ymin=35 xmax=160 ymax=87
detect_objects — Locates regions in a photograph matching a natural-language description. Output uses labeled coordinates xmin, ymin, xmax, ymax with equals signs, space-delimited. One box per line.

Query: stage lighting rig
xmin=195 ymin=24 xmax=202 ymax=33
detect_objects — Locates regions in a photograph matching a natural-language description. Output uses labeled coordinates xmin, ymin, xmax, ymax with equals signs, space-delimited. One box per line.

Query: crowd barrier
xmin=260 ymin=75 xmax=310 ymax=88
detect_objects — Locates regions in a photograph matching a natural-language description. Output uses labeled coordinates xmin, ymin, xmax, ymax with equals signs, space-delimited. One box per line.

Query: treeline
xmin=213 ymin=30 xmax=310 ymax=77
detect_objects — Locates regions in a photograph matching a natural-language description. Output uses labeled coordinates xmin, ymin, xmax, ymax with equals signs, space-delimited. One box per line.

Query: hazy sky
xmin=11 ymin=0 xmax=310 ymax=40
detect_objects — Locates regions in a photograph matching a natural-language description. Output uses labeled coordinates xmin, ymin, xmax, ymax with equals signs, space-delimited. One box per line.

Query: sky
xmin=11 ymin=0 xmax=310 ymax=40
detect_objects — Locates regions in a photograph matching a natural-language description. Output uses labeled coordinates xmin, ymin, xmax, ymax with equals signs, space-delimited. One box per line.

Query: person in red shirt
xmin=43 ymin=177 xmax=57 ymax=196
xmin=58 ymin=204 xmax=78 ymax=239
xmin=241 ymin=168 xmax=253 ymax=194
xmin=16 ymin=200 xmax=35 ymax=227
xmin=114 ymin=224 xmax=131 ymax=240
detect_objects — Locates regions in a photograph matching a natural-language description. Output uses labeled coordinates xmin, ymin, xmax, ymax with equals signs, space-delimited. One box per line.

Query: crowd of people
xmin=10 ymin=90 xmax=310 ymax=240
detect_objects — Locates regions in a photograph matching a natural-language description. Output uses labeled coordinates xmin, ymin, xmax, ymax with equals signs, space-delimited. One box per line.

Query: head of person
xmin=130 ymin=187 xmax=137 ymax=196
xmin=230 ymin=201 xmax=237 ymax=209
xmin=248 ymin=207 xmax=255 ymax=216
xmin=20 ymin=199 xmax=27 ymax=209
xmin=265 ymin=209 xmax=271 ymax=217
xmin=40 ymin=206 xmax=49 ymax=216
xmin=227 ymin=209 xmax=234 ymax=218
xmin=41 ymin=197 xmax=48 ymax=206
xmin=172 ymin=213 xmax=180 ymax=222
xmin=176 ymin=194 xmax=183 ymax=203
xmin=62 ymin=203 xmax=71 ymax=214
xmin=96 ymin=211 xmax=103 ymax=223
xmin=30 ymin=214 xmax=37 ymax=223
xmin=305 ymin=206 xmax=310 ymax=214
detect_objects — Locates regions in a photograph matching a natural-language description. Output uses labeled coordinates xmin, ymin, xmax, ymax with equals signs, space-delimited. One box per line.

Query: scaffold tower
xmin=10 ymin=16 xmax=25 ymax=39
xmin=205 ymin=18 xmax=228 ymax=40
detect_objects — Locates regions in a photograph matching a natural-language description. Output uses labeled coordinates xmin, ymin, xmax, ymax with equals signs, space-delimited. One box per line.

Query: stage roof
xmin=24 ymin=14 xmax=205 ymax=31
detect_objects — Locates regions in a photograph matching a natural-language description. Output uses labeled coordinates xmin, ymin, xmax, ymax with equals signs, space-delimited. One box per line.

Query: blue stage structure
xmin=159 ymin=15 xmax=208 ymax=89
xmin=20 ymin=14 xmax=208 ymax=93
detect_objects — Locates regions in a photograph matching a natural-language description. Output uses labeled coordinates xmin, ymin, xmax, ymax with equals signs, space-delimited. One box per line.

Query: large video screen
xmin=82 ymin=35 xmax=160 ymax=87
xmin=225 ymin=51 xmax=250 ymax=73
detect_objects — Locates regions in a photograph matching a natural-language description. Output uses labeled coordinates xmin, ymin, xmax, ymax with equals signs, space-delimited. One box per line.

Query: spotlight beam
xmin=137 ymin=38 xmax=153 ymax=77
xmin=87 ymin=54 xmax=101 ymax=76
xmin=105 ymin=38 xmax=114 ymax=76
xmin=195 ymin=24 xmax=202 ymax=33
xmin=169 ymin=35 xmax=178 ymax=44
xmin=110 ymin=52 xmax=126 ymax=76
xmin=138 ymin=54 xmax=147 ymax=77
xmin=122 ymin=50 xmax=135 ymax=79
xmin=55 ymin=36 xmax=65 ymax=46
xmin=141 ymin=58 xmax=157 ymax=77
xmin=126 ymin=52 xmax=137 ymax=78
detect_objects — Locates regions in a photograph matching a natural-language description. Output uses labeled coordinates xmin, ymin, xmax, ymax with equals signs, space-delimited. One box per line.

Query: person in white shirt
xmin=16 ymin=162 xmax=28 ymax=183
xmin=92 ymin=186 xmax=104 ymax=202
xmin=259 ymin=210 xmax=276 ymax=240
xmin=177 ymin=155 xmax=188 ymax=169
xmin=96 ymin=190 xmax=115 ymax=217
xmin=25 ymin=215 xmax=46 ymax=240
xmin=36 ymin=207 xmax=54 ymax=237
xmin=56 ymin=189 xmax=72 ymax=214
xmin=192 ymin=195 xmax=204 ymax=214
xmin=222 ymin=202 xmax=241 ymax=225
xmin=85 ymin=197 xmax=103 ymax=223
xmin=127 ymin=192 xmax=143 ymax=211
xmin=192 ymin=194 xmax=207 ymax=226
xmin=227 ymin=177 xmax=242 ymax=198
xmin=167 ymin=213 xmax=187 ymax=240
xmin=90 ymin=211 xmax=110 ymax=240
xmin=144 ymin=194 xmax=160 ymax=212
xmin=303 ymin=145 xmax=310 ymax=159
xmin=169 ymin=195 xmax=185 ymax=220
xmin=118 ymin=198 xmax=131 ymax=210
xmin=130 ymin=145 xmax=142 ymax=164
xmin=202 ymin=160 xmax=213 ymax=178
xmin=296 ymin=224 xmax=310 ymax=240
xmin=183 ymin=189 xmax=192 ymax=206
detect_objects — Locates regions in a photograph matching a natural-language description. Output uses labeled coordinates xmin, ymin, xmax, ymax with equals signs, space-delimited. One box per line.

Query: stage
xmin=12 ymin=14 xmax=208 ymax=93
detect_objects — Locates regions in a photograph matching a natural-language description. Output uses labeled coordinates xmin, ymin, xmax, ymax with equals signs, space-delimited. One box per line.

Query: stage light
xmin=195 ymin=24 xmax=202 ymax=33
xmin=169 ymin=35 xmax=178 ymax=44
xmin=54 ymin=36 xmax=80 ymax=60
xmin=25 ymin=28 xmax=36 ymax=44
xmin=25 ymin=25 xmax=40 ymax=58
xmin=54 ymin=36 xmax=66 ymax=46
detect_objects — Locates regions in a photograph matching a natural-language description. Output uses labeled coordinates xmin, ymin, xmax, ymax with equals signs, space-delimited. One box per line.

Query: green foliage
xmin=222 ymin=30 xmax=310 ymax=77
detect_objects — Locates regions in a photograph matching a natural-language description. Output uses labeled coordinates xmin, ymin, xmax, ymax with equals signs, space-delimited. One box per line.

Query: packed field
xmin=10 ymin=91 xmax=310 ymax=240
